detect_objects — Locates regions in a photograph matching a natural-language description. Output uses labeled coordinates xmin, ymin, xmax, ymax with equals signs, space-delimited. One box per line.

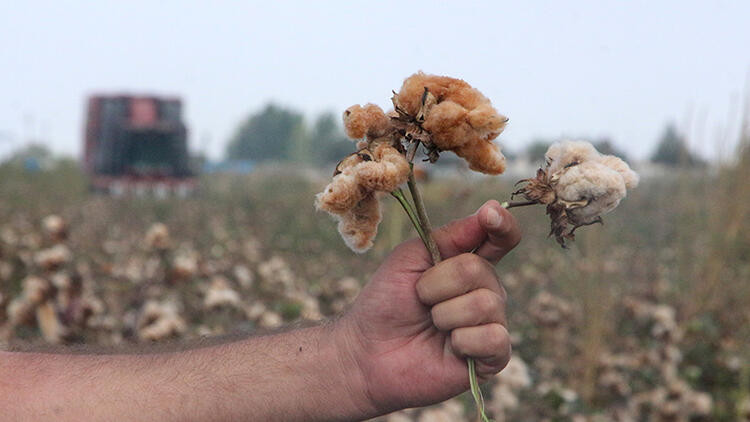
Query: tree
xmin=225 ymin=104 xmax=305 ymax=161
xmin=1 ymin=143 xmax=54 ymax=170
xmin=651 ymin=124 xmax=704 ymax=167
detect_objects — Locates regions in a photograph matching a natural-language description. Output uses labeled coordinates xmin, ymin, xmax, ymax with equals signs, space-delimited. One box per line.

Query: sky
xmin=1 ymin=1 xmax=748 ymax=161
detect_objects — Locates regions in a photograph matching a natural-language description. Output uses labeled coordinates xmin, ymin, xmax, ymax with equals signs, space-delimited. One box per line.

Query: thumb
xmin=472 ymin=200 xmax=522 ymax=264
xmin=430 ymin=200 xmax=521 ymax=263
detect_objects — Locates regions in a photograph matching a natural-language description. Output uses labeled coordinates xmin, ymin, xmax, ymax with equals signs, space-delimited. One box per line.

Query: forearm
xmin=1 ymin=321 xmax=375 ymax=422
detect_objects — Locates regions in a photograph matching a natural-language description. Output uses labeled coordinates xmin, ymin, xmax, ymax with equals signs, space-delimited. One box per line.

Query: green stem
xmin=406 ymin=170 xmax=441 ymax=265
xmin=390 ymin=188 xmax=427 ymax=245
xmin=468 ymin=358 xmax=492 ymax=422
xmin=393 ymin=167 xmax=499 ymax=422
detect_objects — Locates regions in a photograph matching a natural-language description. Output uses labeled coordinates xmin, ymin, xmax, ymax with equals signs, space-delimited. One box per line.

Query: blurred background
xmin=1 ymin=1 xmax=749 ymax=421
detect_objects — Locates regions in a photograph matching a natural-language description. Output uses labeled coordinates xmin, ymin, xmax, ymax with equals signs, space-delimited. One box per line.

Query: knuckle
xmin=456 ymin=253 xmax=486 ymax=282
xmin=414 ymin=278 xmax=429 ymax=302
xmin=487 ymin=323 xmax=510 ymax=351
xmin=430 ymin=305 xmax=448 ymax=330
xmin=474 ymin=289 xmax=499 ymax=315
xmin=450 ymin=329 xmax=468 ymax=353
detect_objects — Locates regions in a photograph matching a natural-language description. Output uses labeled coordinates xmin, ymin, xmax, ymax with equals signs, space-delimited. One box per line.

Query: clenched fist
xmin=337 ymin=200 xmax=521 ymax=415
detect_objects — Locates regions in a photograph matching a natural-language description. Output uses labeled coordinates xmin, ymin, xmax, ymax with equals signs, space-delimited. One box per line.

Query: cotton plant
xmin=315 ymin=72 xmax=637 ymax=421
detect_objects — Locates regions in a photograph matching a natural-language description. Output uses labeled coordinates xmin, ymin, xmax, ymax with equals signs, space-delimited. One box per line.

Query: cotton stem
xmin=501 ymin=200 xmax=537 ymax=209
xmin=390 ymin=188 xmax=427 ymax=246
xmin=406 ymin=170 xmax=442 ymax=265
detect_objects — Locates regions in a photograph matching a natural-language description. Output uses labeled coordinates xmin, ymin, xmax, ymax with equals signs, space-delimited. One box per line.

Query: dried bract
xmin=514 ymin=140 xmax=638 ymax=247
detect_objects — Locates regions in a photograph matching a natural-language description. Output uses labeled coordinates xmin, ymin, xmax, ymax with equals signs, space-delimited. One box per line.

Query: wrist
xmin=329 ymin=316 xmax=380 ymax=419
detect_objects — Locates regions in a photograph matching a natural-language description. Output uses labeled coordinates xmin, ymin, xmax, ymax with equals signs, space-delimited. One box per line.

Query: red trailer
xmin=83 ymin=95 xmax=196 ymax=196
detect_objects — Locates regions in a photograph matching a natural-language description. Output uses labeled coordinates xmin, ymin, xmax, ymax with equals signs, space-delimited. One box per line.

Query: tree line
xmin=225 ymin=104 xmax=351 ymax=166
xmin=226 ymin=104 xmax=706 ymax=167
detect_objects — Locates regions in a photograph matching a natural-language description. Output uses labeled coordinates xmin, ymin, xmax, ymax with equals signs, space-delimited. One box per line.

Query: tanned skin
xmin=0 ymin=200 xmax=520 ymax=421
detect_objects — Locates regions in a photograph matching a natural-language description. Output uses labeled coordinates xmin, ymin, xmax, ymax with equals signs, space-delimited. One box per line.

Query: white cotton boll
xmin=498 ymin=356 xmax=532 ymax=390
xmin=203 ymin=276 xmax=242 ymax=310
xmin=545 ymin=140 xmax=600 ymax=174
xmin=600 ymin=155 xmax=639 ymax=189
xmin=555 ymin=161 xmax=627 ymax=224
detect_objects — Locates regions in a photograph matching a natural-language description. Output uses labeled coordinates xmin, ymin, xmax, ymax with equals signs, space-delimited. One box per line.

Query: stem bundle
xmin=393 ymin=167 xmax=494 ymax=422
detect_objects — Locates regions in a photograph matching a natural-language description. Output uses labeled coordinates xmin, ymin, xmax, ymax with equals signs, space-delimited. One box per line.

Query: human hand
xmin=336 ymin=200 xmax=522 ymax=415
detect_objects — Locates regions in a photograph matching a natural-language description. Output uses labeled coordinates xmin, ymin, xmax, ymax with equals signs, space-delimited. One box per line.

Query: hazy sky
xmin=1 ymin=1 xmax=748 ymax=161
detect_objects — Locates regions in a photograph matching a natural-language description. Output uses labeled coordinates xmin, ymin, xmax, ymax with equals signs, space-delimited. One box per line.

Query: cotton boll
xmin=203 ymin=276 xmax=242 ymax=310
xmin=396 ymin=72 xmax=507 ymax=175
xmin=545 ymin=140 xmax=601 ymax=174
xmin=42 ymin=215 xmax=67 ymax=241
xmin=600 ymin=155 xmax=639 ymax=189
xmin=34 ymin=244 xmax=72 ymax=270
xmin=343 ymin=103 xmax=391 ymax=140
xmin=137 ymin=300 xmax=186 ymax=341
xmin=315 ymin=172 xmax=365 ymax=215
xmin=555 ymin=161 xmax=627 ymax=224
xmin=144 ymin=223 xmax=170 ymax=251
xmin=356 ymin=144 xmax=410 ymax=192
xmin=397 ymin=72 xmax=486 ymax=116
xmin=36 ymin=300 xmax=68 ymax=344
xmin=422 ymin=100 xmax=473 ymax=150
xmin=454 ymin=139 xmax=506 ymax=175
xmin=337 ymin=193 xmax=382 ymax=253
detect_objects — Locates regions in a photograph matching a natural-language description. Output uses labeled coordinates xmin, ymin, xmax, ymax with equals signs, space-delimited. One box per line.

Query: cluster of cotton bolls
xmin=620 ymin=297 xmax=713 ymax=421
xmin=317 ymin=72 xmax=509 ymax=253
xmin=1 ymin=215 xmax=107 ymax=345
xmin=0 ymin=216 xmax=364 ymax=348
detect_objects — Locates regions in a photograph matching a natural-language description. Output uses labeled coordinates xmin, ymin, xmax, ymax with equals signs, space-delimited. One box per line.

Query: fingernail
xmin=486 ymin=207 xmax=502 ymax=229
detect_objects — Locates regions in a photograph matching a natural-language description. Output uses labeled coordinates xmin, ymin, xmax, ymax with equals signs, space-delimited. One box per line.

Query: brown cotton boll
xmin=454 ymin=139 xmax=507 ymax=175
xmin=397 ymin=72 xmax=508 ymax=174
xmin=467 ymin=104 xmax=509 ymax=139
xmin=356 ymin=144 xmax=410 ymax=192
xmin=337 ymin=193 xmax=382 ymax=253
xmin=600 ymin=155 xmax=639 ymax=189
xmin=342 ymin=103 xmax=391 ymax=140
xmin=423 ymin=100 xmax=474 ymax=149
xmin=315 ymin=171 xmax=366 ymax=215
xmin=336 ymin=150 xmax=372 ymax=173
xmin=545 ymin=140 xmax=601 ymax=175
xmin=397 ymin=72 xmax=486 ymax=116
